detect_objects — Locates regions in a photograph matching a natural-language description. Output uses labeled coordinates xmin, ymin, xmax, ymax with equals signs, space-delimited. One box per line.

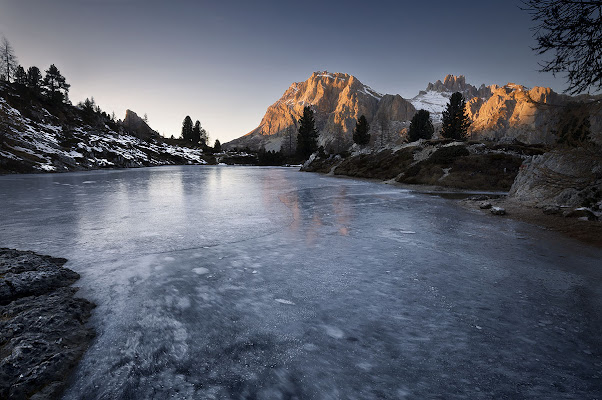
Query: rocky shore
xmin=0 ymin=249 xmax=95 ymax=400
xmin=303 ymin=142 xmax=602 ymax=247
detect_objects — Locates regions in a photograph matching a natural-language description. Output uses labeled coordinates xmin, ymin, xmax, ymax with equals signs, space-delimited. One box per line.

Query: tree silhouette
xmin=14 ymin=66 xmax=27 ymax=85
xmin=192 ymin=120 xmax=201 ymax=145
xmin=353 ymin=115 xmax=370 ymax=146
xmin=0 ymin=36 xmax=17 ymax=82
xmin=296 ymin=106 xmax=318 ymax=159
xmin=213 ymin=139 xmax=222 ymax=153
xmin=408 ymin=110 xmax=434 ymax=142
xmin=181 ymin=116 xmax=193 ymax=142
xmin=522 ymin=0 xmax=602 ymax=94
xmin=441 ymin=92 xmax=470 ymax=140
xmin=42 ymin=64 xmax=70 ymax=103
xmin=27 ymin=66 xmax=42 ymax=89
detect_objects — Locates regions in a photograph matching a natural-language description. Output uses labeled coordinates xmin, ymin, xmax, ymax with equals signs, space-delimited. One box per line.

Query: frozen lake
xmin=1 ymin=165 xmax=601 ymax=399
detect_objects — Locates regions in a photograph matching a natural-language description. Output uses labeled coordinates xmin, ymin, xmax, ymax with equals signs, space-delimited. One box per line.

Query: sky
xmin=0 ymin=0 xmax=573 ymax=143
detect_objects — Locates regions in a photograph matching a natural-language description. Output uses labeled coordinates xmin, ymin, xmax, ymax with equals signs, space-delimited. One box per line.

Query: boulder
xmin=491 ymin=206 xmax=507 ymax=215
xmin=509 ymin=149 xmax=602 ymax=208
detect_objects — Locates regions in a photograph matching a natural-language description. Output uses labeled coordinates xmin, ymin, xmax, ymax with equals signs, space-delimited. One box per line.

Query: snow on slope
xmin=410 ymin=91 xmax=450 ymax=123
xmin=0 ymin=90 xmax=207 ymax=173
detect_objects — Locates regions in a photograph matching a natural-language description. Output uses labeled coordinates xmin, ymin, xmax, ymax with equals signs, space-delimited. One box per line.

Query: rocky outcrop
xmin=303 ymin=141 xmax=532 ymax=191
xmin=467 ymin=84 xmax=565 ymax=144
xmin=509 ymin=148 xmax=602 ymax=208
xmin=122 ymin=109 xmax=160 ymax=141
xmin=225 ymin=71 xmax=416 ymax=152
xmin=0 ymin=248 xmax=95 ymax=400
xmin=425 ymin=74 xmax=491 ymax=99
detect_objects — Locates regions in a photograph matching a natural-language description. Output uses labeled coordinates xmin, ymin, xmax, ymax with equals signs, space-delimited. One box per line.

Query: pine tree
xmin=27 ymin=66 xmax=42 ymax=89
xmin=14 ymin=66 xmax=27 ymax=85
xmin=192 ymin=120 xmax=201 ymax=145
xmin=296 ymin=106 xmax=318 ymax=159
xmin=353 ymin=115 xmax=370 ymax=146
xmin=441 ymin=92 xmax=470 ymax=140
xmin=408 ymin=110 xmax=434 ymax=142
xmin=213 ymin=139 xmax=222 ymax=153
xmin=200 ymin=127 xmax=208 ymax=147
xmin=0 ymin=36 xmax=17 ymax=82
xmin=42 ymin=64 xmax=70 ymax=103
xmin=181 ymin=116 xmax=193 ymax=142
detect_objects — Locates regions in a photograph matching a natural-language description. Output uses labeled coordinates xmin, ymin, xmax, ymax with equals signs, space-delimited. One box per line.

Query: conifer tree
xmin=42 ymin=64 xmax=70 ymax=103
xmin=181 ymin=116 xmax=193 ymax=142
xmin=213 ymin=139 xmax=222 ymax=153
xmin=0 ymin=36 xmax=17 ymax=82
xmin=296 ymin=106 xmax=318 ymax=159
xmin=353 ymin=115 xmax=370 ymax=146
xmin=408 ymin=109 xmax=434 ymax=142
xmin=441 ymin=92 xmax=470 ymax=140
xmin=27 ymin=66 xmax=42 ymax=89
xmin=192 ymin=120 xmax=201 ymax=145
xmin=14 ymin=66 xmax=27 ymax=85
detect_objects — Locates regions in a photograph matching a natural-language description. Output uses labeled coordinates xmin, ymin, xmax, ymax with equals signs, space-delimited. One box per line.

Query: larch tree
xmin=522 ymin=0 xmax=602 ymax=94
xmin=353 ymin=115 xmax=370 ymax=146
xmin=296 ymin=106 xmax=318 ymax=159
xmin=0 ymin=36 xmax=17 ymax=82
xmin=408 ymin=110 xmax=434 ymax=142
xmin=42 ymin=64 xmax=70 ymax=103
xmin=441 ymin=92 xmax=470 ymax=140
xmin=213 ymin=139 xmax=222 ymax=153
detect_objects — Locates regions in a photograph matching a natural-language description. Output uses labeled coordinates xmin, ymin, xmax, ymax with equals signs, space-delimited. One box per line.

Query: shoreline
xmin=0 ymin=249 xmax=95 ymax=399
xmin=315 ymin=171 xmax=602 ymax=249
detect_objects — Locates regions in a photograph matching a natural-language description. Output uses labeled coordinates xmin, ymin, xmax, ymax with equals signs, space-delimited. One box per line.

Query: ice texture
xmin=0 ymin=165 xmax=601 ymax=399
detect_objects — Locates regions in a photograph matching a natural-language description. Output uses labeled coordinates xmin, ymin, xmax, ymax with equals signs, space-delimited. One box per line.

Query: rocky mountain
xmin=225 ymin=71 xmax=416 ymax=153
xmin=411 ymin=75 xmax=492 ymax=124
xmin=230 ymin=71 xmax=601 ymax=152
xmin=466 ymin=83 xmax=602 ymax=145
xmin=0 ymin=82 xmax=211 ymax=173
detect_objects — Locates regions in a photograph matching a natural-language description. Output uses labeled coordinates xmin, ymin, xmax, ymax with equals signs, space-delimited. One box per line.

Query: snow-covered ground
xmin=1 ymin=166 xmax=601 ymax=399
xmin=410 ymin=90 xmax=451 ymax=123
xmin=0 ymin=94 xmax=207 ymax=172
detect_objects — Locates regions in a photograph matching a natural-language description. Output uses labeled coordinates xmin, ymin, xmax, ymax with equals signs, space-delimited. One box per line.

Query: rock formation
xmin=121 ymin=109 xmax=160 ymax=141
xmin=0 ymin=248 xmax=95 ymax=400
xmin=509 ymin=148 xmax=602 ymax=208
xmin=228 ymin=72 xmax=602 ymax=153
xmin=425 ymin=74 xmax=491 ymax=99
xmin=225 ymin=71 xmax=416 ymax=152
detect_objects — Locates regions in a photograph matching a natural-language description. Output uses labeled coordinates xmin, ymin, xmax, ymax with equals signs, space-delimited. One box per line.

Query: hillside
xmin=0 ymin=82 xmax=211 ymax=174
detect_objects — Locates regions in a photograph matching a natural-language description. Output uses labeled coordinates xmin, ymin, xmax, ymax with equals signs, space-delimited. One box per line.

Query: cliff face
xmin=467 ymin=84 xmax=602 ymax=145
xmin=225 ymin=71 xmax=416 ymax=152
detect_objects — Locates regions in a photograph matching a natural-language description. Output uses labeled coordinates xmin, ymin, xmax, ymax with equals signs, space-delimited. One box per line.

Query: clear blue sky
xmin=0 ymin=0 xmax=570 ymax=143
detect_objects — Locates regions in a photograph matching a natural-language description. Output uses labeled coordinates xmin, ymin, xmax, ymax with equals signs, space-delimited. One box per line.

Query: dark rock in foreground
xmin=0 ymin=248 xmax=95 ymax=400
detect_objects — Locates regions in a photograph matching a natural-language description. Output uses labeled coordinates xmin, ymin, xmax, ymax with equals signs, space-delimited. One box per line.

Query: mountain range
xmin=225 ymin=71 xmax=601 ymax=152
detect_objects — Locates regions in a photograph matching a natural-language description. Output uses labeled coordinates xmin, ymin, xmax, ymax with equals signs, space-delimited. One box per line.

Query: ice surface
xmin=0 ymin=165 xmax=601 ymax=399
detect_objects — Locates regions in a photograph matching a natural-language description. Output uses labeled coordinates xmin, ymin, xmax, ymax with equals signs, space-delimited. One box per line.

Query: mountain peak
xmin=225 ymin=71 xmax=414 ymax=151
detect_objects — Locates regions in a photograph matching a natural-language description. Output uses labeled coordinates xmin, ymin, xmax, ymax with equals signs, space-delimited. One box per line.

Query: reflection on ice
xmin=0 ymin=166 xmax=601 ymax=399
